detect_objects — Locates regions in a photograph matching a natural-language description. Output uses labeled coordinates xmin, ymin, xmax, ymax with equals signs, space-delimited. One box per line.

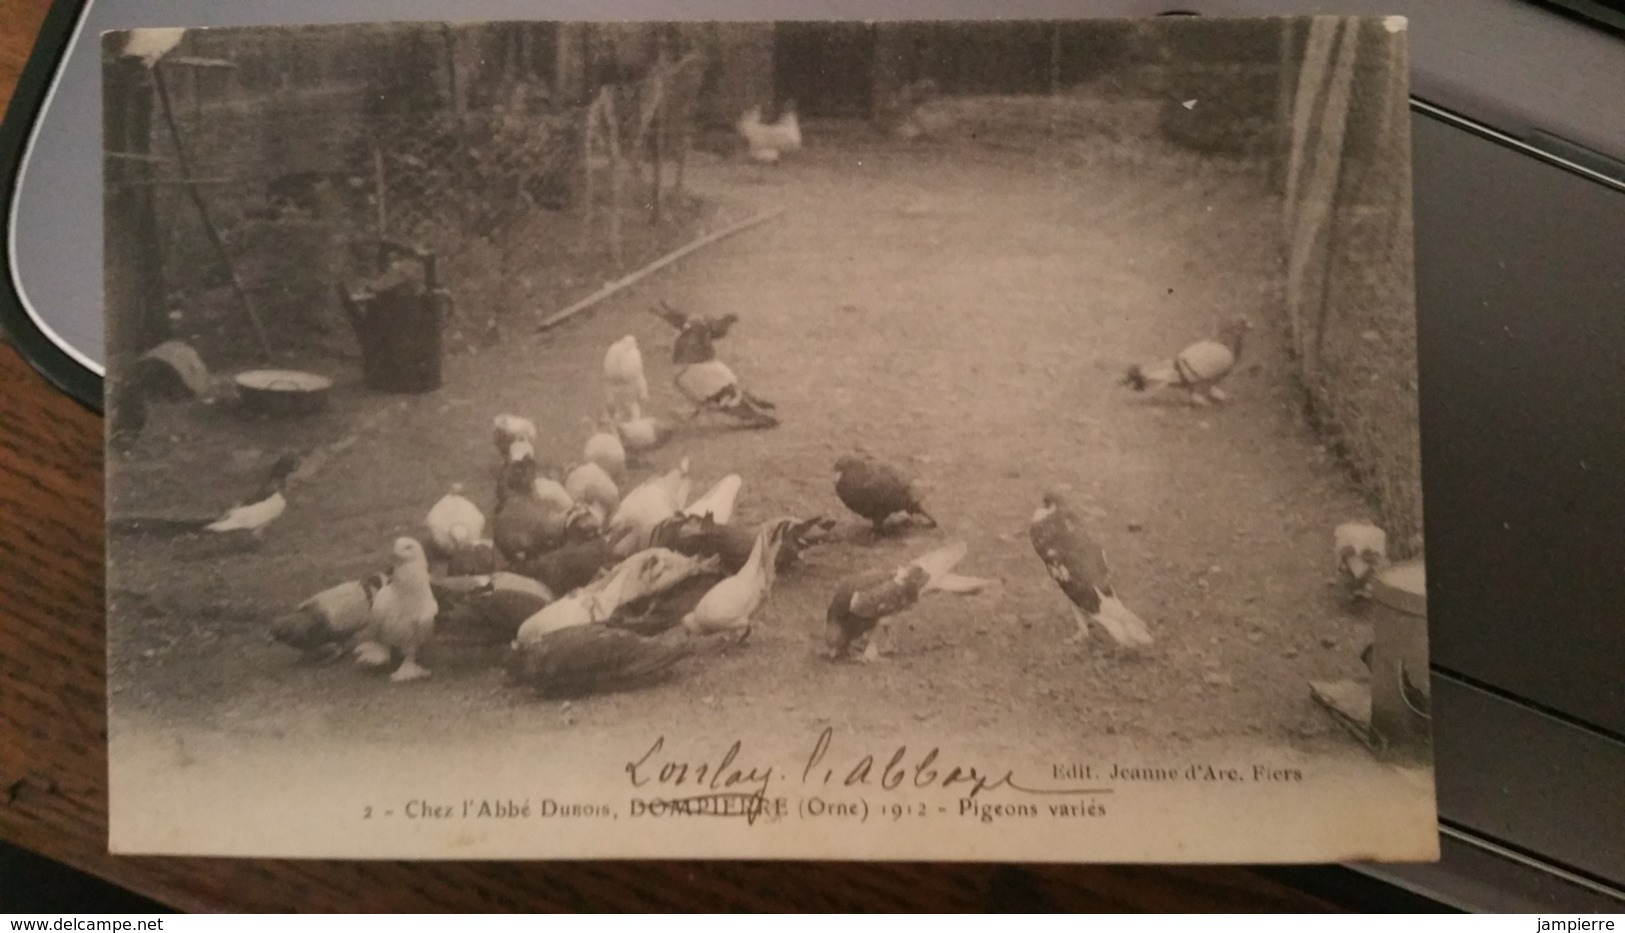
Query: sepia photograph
xmin=102 ymin=14 xmax=1437 ymax=861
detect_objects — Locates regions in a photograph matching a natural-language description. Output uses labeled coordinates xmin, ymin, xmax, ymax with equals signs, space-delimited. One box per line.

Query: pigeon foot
xmin=391 ymin=660 xmax=431 ymax=682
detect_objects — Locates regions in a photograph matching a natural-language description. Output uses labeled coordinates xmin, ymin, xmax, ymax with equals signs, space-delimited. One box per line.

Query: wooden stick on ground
xmin=535 ymin=206 xmax=787 ymax=334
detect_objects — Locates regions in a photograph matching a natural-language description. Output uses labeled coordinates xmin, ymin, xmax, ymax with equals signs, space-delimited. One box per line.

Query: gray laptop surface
xmin=4 ymin=0 xmax=1623 ymax=912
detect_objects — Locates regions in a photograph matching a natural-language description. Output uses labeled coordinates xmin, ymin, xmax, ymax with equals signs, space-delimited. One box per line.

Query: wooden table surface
xmin=0 ymin=1 xmax=1344 ymax=912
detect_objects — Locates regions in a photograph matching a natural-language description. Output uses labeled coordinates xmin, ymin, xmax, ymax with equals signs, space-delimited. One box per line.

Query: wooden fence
xmin=1279 ymin=16 xmax=1422 ymax=556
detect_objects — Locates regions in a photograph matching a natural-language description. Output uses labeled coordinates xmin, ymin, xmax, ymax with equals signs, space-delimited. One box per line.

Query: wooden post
xmin=103 ymin=57 xmax=169 ymax=359
xmin=372 ymin=147 xmax=388 ymax=240
xmin=151 ymin=63 xmax=273 ymax=361
xmin=605 ymin=90 xmax=624 ymax=267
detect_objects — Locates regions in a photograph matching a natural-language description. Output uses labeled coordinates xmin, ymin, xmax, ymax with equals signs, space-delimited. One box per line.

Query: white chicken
xmin=736 ymin=101 xmax=802 ymax=170
xmin=683 ymin=474 xmax=743 ymax=526
xmin=424 ymin=483 xmax=486 ymax=559
xmin=493 ymin=414 xmax=538 ymax=460
xmin=565 ymin=460 xmax=620 ymax=515
xmin=606 ymin=457 xmax=693 ymax=557
xmin=583 ymin=416 xmax=628 ymax=480
xmin=121 ymin=28 xmax=187 ymax=68
xmin=603 ymin=336 xmax=649 ymax=422
xmin=681 ymin=518 xmax=797 ymax=642
xmin=356 ymin=538 xmax=439 ymax=683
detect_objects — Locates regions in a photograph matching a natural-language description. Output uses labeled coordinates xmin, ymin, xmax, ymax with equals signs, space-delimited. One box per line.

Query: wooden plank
xmin=536 ymin=207 xmax=787 ymax=333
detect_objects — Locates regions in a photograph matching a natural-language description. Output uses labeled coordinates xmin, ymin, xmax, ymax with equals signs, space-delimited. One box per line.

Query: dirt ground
xmin=107 ymin=120 xmax=1392 ymax=768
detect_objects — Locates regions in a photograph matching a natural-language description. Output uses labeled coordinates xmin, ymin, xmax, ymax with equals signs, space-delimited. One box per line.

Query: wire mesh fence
xmin=106 ymin=22 xmax=711 ymax=367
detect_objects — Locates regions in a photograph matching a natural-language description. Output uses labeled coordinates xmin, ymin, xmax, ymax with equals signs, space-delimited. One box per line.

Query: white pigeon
xmin=360 ymin=537 xmax=439 ymax=683
xmin=121 ymin=28 xmax=186 ymax=69
xmin=583 ymin=417 xmax=628 ymax=479
xmin=493 ymin=414 xmax=537 ymax=459
xmin=204 ymin=454 xmax=299 ymax=536
xmin=603 ymin=336 xmax=649 ymax=422
xmin=606 ymin=457 xmax=693 ymax=556
xmin=424 ymin=483 xmax=486 ymax=558
xmin=683 ymin=474 xmax=743 ymax=525
xmin=565 ymin=461 xmax=620 ymax=515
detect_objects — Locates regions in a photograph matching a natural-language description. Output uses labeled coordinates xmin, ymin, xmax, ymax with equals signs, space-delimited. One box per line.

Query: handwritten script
xmin=624 ymin=727 xmax=1110 ymax=824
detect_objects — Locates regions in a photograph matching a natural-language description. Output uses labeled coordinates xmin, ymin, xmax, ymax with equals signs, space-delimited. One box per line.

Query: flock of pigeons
xmin=214 ymin=299 xmax=1385 ymax=700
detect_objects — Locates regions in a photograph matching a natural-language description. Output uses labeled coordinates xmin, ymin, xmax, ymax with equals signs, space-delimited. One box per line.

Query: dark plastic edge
xmin=0 ymin=0 xmax=101 ymax=413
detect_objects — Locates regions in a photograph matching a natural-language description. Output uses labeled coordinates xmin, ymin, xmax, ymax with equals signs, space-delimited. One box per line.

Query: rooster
xmin=681 ymin=518 xmax=797 ymax=642
xmin=1120 ymin=316 xmax=1253 ymax=406
xmin=1029 ymin=489 xmax=1154 ymax=649
xmin=825 ymin=540 xmax=998 ymax=663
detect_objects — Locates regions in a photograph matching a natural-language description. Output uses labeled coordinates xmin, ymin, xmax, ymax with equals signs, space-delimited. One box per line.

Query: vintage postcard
xmin=103 ymin=15 xmax=1437 ymax=861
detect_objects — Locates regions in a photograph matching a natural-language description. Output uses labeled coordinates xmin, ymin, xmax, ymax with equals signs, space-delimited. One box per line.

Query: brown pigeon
xmin=825 ymin=540 xmax=997 ymax=662
xmin=833 ymin=454 xmax=938 ymax=535
xmin=505 ymin=625 xmax=698 ymax=698
xmin=1120 ymin=316 xmax=1253 ymax=406
xmin=1029 ymin=490 xmax=1154 ymax=648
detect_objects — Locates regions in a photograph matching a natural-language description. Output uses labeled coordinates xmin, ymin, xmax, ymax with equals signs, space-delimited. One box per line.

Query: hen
xmin=1120 ymin=316 xmax=1253 ymax=406
xmin=1029 ymin=490 xmax=1154 ymax=649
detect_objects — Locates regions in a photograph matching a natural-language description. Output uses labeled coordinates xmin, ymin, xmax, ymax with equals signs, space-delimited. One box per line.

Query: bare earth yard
xmin=108 ymin=125 xmax=1394 ymax=778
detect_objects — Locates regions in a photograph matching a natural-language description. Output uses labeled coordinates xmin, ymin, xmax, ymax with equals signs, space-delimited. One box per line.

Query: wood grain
xmin=0 ymin=5 xmax=1340 ymax=911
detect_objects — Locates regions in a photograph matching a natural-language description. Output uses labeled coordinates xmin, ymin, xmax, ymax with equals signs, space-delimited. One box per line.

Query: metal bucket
xmin=338 ymin=240 xmax=450 ymax=395
xmin=1367 ymin=558 xmax=1431 ymax=763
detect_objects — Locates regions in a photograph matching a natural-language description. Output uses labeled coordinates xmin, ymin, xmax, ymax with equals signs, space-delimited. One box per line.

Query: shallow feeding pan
xmin=234 ymin=369 xmax=333 ymax=417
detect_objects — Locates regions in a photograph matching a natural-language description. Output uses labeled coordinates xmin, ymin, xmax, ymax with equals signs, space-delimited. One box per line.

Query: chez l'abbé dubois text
xmin=360 ymin=729 xmax=1309 ymax=827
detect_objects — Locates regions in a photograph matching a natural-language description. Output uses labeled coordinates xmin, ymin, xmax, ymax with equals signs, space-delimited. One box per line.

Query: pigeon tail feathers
xmin=1092 ymin=594 xmax=1155 ymax=647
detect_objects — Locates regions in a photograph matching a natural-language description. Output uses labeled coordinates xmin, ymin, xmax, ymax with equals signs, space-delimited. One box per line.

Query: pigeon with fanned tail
xmin=1029 ymin=489 xmax=1154 ymax=649
xmin=1120 ymin=316 xmax=1253 ymax=406
xmin=825 ymin=540 xmax=999 ymax=663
